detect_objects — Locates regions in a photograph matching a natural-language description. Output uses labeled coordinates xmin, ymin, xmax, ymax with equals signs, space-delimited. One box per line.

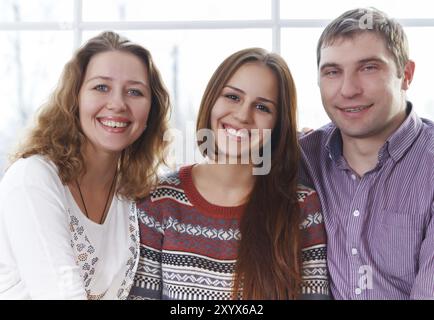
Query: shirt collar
xmin=325 ymin=126 xmax=343 ymax=164
xmin=325 ymin=101 xmax=422 ymax=165
xmin=386 ymin=102 xmax=423 ymax=162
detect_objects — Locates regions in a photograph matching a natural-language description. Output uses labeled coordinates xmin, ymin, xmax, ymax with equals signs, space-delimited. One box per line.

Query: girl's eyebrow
xmin=224 ymin=85 xmax=276 ymax=106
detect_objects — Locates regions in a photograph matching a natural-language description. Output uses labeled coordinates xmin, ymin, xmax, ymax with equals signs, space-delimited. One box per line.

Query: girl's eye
xmin=128 ymin=89 xmax=143 ymax=96
xmin=225 ymin=94 xmax=240 ymax=102
xmin=94 ymin=84 xmax=109 ymax=92
xmin=256 ymin=104 xmax=271 ymax=113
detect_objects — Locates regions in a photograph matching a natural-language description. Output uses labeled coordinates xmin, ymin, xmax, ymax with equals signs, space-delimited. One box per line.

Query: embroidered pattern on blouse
xmin=68 ymin=212 xmax=100 ymax=299
xmin=67 ymin=201 xmax=139 ymax=300
xmin=116 ymin=201 xmax=140 ymax=300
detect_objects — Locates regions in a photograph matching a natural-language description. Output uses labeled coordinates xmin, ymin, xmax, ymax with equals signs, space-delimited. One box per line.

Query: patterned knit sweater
xmin=128 ymin=165 xmax=329 ymax=300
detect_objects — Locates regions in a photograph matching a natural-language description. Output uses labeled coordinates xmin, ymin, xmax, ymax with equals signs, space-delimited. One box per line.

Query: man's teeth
xmin=226 ymin=127 xmax=249 ymax=138
xmin=100 ymin=120 xmax=129 ymax=128
xmin=344 ymin=105 xmax=370 ymax=113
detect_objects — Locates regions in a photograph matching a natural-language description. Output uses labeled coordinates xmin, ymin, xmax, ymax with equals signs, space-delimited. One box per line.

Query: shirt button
xmin=355 ymin=288 xmax=362 ymax=295
xmin=351 ymin=174 xmax=357 ymax=180
xmin=351 ymin=248 xmax=358 ymax=255
xmin=353 ymin=210 xmax=360 ymax=217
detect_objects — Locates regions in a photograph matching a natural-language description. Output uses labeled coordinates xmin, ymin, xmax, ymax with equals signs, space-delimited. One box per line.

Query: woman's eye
xmin=128 ymin=89 xmax=143 ymax=96
xmin=225 ymin=94 xmax=239 ymax=102
xmin=94 ymin=84 xmax=109 ymax=92
xmin=256 ymin=104 xmax=271 ymax=113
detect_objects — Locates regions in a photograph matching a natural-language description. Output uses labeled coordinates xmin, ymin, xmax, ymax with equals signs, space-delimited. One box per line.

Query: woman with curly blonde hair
xmin=0 ymin=31 xmax=170 ymax=299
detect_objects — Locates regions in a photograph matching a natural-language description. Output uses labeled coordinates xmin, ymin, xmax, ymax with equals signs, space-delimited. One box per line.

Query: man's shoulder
xmin=415 ymin=117 xmax=434 ymax=153
xmin=421 ymin=117 xmax=434 ymax=137
xmin=298 ymin=123 xmax=336 ymax=159
xmin=299 ymin=123 xmax=335 ymax=145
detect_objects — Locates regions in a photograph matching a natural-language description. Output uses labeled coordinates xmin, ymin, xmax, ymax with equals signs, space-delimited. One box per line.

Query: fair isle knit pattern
xmin=128 ymin=166 xmax=329 ymax=300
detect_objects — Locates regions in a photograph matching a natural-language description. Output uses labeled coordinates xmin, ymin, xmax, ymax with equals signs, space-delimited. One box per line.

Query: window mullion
xmin=272 ymin=0 xmax=280 ymax=54
xmin=73 ymin=0 xmax=82 ymax=49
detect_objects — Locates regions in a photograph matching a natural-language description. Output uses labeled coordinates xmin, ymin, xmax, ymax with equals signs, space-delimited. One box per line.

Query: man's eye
xmin=362 ymin=65 xmax=378 ymax=72
xmin=324 ymin=70 xmax=339 ymax=77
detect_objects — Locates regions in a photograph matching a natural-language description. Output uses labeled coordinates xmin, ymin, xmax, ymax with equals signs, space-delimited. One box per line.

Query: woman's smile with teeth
xmin=99 ymin=119 xmax=129 ymax=128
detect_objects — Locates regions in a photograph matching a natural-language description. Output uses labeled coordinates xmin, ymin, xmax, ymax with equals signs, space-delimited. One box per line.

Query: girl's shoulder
xmin=136 ymin=165 xmax=191 ymax=208
xmin=156 ymin=167 xmax=183 ymax=188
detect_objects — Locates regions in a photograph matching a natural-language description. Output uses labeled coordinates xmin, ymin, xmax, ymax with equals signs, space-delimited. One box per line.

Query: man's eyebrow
xmin=319 ymin=63 xmax=341 ymax=72
xmin=320 ymin=57 xmax=388 ymax=71
xmin=357 ymin=57 xmax=388 ymax=65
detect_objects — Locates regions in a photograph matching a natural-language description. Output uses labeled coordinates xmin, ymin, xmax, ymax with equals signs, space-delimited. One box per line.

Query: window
xmin=1 ymin=0 xmax=433 ymax=173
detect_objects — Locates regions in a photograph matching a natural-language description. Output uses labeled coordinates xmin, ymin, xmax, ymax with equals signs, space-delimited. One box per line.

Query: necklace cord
xmin=76 ymin=171 xmax=117 ymax=224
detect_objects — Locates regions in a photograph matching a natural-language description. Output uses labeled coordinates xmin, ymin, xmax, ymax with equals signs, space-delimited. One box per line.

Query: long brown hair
xmin=196 ymin=48 xmax=301 ymax=299
xmin=12 ymin=31 xmax=170 ymax=199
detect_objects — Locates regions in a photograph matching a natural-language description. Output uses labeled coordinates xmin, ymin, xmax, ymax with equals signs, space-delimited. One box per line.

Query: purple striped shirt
xmin=299 ymin=104 xmax=434 ymax=300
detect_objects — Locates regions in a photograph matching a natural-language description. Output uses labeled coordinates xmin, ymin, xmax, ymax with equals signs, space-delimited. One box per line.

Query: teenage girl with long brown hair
xmin=129 ymin=48 xmax=329 ymax=300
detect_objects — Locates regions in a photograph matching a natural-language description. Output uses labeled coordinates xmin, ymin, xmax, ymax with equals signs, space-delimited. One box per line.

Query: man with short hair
xmin=299 ymin=7 xmax=434 ymax=299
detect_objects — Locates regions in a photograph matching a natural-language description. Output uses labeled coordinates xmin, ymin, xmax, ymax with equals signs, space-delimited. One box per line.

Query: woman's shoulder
xmin=1 ymin=155 xmax=61 ymax=189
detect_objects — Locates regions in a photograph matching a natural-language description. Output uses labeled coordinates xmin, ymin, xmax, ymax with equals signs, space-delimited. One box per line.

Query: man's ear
xmin=402 ymin=60 xmax=415 ymax=90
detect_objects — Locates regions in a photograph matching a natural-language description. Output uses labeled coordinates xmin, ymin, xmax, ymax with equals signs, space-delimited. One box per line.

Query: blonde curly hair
xmin=12 ymin=31 xmax=171 ymax=200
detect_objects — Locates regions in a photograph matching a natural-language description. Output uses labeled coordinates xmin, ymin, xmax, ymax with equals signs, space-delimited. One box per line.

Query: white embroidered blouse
xmin=0 ymin=155 xmax=139 ymax=299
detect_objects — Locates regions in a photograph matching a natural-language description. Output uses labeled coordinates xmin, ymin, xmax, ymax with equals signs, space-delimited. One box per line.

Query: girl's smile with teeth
xmin=209 ymin=62 xmax=278 ymax=159
xmin=223 ymin=125 xmax=249 ymax=139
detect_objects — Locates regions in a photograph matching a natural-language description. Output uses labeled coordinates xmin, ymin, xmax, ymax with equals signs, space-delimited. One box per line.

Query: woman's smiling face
xmin=78 ymin=50 xmax=151 ymax=155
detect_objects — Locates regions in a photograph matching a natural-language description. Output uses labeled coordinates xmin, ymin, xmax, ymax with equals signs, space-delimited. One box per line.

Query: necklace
xmin=75 ymin=171 xmax=117 ymax=224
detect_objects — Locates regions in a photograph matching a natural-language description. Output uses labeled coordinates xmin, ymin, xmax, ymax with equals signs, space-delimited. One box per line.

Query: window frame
xmin=1 ymin=0 xmax=434 ymax=54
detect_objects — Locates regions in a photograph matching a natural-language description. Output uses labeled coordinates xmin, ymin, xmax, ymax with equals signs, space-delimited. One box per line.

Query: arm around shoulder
xmin=297 ymin=186 xmax=331 ymax=299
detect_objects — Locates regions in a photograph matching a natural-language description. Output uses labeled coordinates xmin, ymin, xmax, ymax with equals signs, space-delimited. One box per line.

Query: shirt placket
xmin=345 ymin=170 xmax=372 ymax=300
